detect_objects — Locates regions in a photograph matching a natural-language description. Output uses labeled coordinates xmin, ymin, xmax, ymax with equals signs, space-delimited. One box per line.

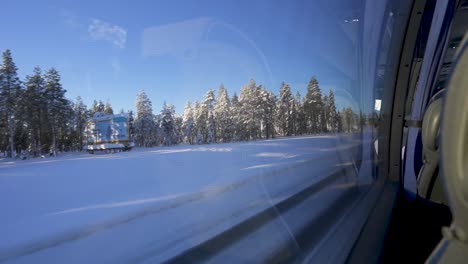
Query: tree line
xmin=133 ymin=79 xmax=365 ymax=147
xmin=0 ymin=49 xmax=365 ymax=158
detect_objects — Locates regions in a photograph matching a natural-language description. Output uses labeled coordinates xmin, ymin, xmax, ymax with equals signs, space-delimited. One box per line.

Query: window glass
xmin=0 ymin=0 xmax=410 ymax=262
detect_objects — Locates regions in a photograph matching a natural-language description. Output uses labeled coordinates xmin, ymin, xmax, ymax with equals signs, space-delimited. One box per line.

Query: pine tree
xmin=174 ymin=115 xmax=183 ymax=144
xmin=322 ymin=94 xmax=330 ymax=133
xmin=90 ymin=100 xmax=99 ymax=116
xmin=134 ymin=91 xmax=155 ymax=147
xmin=342 ymin=107 xmax=355 ymax=133
xmin=44 ymin=68 xmax=68 ymax=156
xmin=336 ymin=110 xmax=344 ymax=132
xmin=128 ymin=110 xmax=135 ymax=141
xmin=238 ymin=80 xmax=260 ymax=140
xmin=290 ymin=93 xmax=298 ymax=135
xmin=230 ymin=93 xmax=241 ymax=141
xmin=153 ymin=113 xmax=162 ymax=146
xmin=238 ymin=85 xmax=251 ymax=140
xmin=182 ymin=101 xmax=195 ymax=144
xmin=214 ymin=84 xmax=232 ymax=142
xmin=160 ymin=102 xmax=176 ymax=146
xmin=0 ymin=108 xmax=7 ymax=153
xmin=294 ymin=91 xmax=307 ymax=135
xmin=277 ymin=82 xmax=294 ymax=136
xmin=0 ymin=50 xmax=22 ymax=157
xmin=57 ymin=100 xmax=74 ymax=152
xmin=97 ymin=100 xmax=105 ymax=113
xmin=193 ymin=100 xmax=204 ymax=144
xmin=262 ymin=90 xmax=277 ymax=139
xmin=251 ymin=84 xmax=265 ymax=139
xmin=22 ymin=67 xmax=45 ymax=156
xmin=202 ymin=89 xmax=216 ymax=143
xmin=73 ymin=96 xmax=87 ymax=151
xmin=104 ymin=100 xmax=114 ymax=114
xmin=206 ymin=111 xmax=216 ymax=144
xmin=327 ymin=90 xmax=339 ymax=132
xmin=304 ymin=77 xmax=323 ymax=134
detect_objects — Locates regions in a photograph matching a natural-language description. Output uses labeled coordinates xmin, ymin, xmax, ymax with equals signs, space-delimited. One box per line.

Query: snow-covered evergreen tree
xmin=44 ymin=68 xmax=68 ymax=156
xmin=134 ymin=91 xmax=156 ymax=147
xmin=294 ymin=91 xmax=307 ymax=135
xmin=97 ymin=100 xmax=105 ymax=113
xmin=238 ymin=80 xmax=259 ymax=140
xmin=341 ymin=107 xmax=356 ymax=133
xmin=206 ymin=111 xmax=216 ymax=144
xmin=89 ymin=100 xmax=105 ymax=116
xmin=260 ymin=89 xmax=277 ymax=139
xmin=160 ymin=102 xmax=176 ymax=146
xmin=303 ymin=77 xmax=324 ymax=134
xmin=202 ymin=89 xmax=216 ymax=143
xmin=104 ymin=100 xmax=114 ymax=114
xmin=128 ymin=110 xmax=135 ymax=141
xmin=22 ymin=67 xmax=45 ymax=156
xmin=322 ymin=94 xmax=330 ymax=133
xmin=237 ymin=84 xmax=250 ymax=140
xmin=90 ymin=100 xmax=99 ymax=115
xmin=230 ymin=93 xmax=241 ymax=141
xmin=0 ymin=49 xmax=22 ymax=157
xmin=193 ymin=100 xmax=204 ymax=144
xmin=214 ymin=84 xmax=232 ymax=142
xmin=252 ymin=84 xmax=265 ymax=139
xmin=73 ymin=96 xmax=87 ymax=151
xmin=327 ymin=90 xmax=339 ymax=132
xmin=174 ymin=115 xmax=183 ymax=145
xmin=153 ymin=113 xmax=162 ymax=146
xmin=182 ymin=101 xmax=195 ymax=144
xmin=336 ymin=110 xmax=344 ymax=132
xmin=277 ymin=82 xmax=294 ymax=136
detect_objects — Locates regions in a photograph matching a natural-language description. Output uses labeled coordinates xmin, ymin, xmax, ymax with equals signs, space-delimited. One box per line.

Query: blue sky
xmin=0 ymin=0 xmax=360 ymax=113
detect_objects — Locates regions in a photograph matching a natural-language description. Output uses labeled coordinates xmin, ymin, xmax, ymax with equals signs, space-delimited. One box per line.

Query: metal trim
xmin=388 ymin=0 xmax=427 ymax=182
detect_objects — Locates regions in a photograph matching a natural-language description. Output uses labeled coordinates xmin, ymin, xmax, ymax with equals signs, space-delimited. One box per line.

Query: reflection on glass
xmin=0 ymin=0 xmax=410 ymax=262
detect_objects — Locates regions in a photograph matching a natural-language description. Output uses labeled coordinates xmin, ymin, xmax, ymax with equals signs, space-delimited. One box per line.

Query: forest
xmin=0 ymin=49 xmax=368 ymax=158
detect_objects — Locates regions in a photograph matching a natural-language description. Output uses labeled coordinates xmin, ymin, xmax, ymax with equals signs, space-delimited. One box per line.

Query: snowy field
xmin=0 ymin=135 xmax=366 ymax=263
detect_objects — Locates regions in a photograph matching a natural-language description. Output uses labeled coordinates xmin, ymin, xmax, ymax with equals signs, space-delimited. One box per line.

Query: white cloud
xmin=88 ymin=19 xmax=127 ymax=49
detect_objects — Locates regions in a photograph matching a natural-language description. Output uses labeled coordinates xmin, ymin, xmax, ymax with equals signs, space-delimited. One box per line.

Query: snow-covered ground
xmin=0 ymin=135 xmax=364 ymax=263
